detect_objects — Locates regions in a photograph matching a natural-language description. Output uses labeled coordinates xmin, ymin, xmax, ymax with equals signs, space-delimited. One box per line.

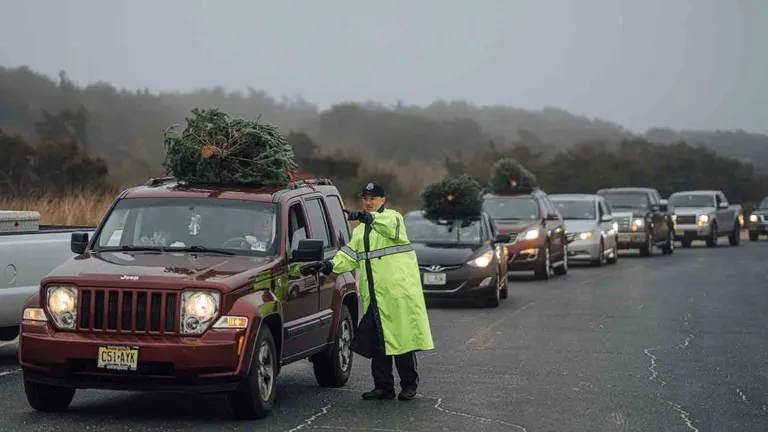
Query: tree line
xmin=1 ymin=65 xmax=767 ymax=208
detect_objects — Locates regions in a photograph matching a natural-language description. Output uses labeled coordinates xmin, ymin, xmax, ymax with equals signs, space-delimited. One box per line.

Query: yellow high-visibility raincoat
xmin=329 ymin=207 xmax=434 ymax=357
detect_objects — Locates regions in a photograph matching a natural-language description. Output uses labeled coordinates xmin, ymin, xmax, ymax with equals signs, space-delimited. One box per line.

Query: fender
xmin=227 ymin=289 xmax=282 ymax=377
xmin=324 ymin=272 xmax=359 ymax=345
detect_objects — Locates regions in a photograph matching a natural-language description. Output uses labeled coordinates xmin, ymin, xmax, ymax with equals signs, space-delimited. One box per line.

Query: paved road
xmin=1 ymin=237 xmax=767 ymax=431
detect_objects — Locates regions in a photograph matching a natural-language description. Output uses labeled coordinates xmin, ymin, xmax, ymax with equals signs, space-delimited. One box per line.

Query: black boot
xmin=398 ymin=388 xmax=417 ymax=401
xmin=362 ymin=388 xmax=395 ymax=400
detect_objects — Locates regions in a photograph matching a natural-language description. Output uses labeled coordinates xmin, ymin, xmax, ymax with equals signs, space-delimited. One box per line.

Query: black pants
xmin=371 ymin=350 xmax=419 ymax=392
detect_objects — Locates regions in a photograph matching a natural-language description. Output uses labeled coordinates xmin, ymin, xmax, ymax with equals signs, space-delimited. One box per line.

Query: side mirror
xmin=291 ymin=239 xmax=324 ymax=262
xmin=600 ymin=214 xmax=613 ymax=222
xmin=718 ymin=202 xmax=728 ymax=209
xmin=71 ymin=232 xmax=89 ymax=254
xmin=545 ymin=213 xmax=559 ymax=221
xmin=493 ymin=233 xmax=511 ymax=244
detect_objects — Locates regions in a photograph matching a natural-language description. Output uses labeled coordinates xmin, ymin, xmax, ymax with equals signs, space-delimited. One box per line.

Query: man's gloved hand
xmin=344 ymin=209 xmax=373 ymax=224
xmin=301 ymin=260 xmax=333 ymax=276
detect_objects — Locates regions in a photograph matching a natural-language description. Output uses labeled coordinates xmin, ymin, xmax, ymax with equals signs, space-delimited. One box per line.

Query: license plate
xmin=97 ymin=345 xmax=139 ymax=371
xmin=423 ymin=272 xmax=446 ymax=285
xmin=618 ymin=234 xmax=630 ymax=242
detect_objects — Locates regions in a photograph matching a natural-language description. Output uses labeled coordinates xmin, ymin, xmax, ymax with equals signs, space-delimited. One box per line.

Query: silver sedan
xmin=550 ymin=194 xmax=619 ymax=266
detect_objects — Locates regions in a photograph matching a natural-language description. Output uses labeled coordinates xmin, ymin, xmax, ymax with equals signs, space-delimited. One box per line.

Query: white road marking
xmin=0 ymin=368 xmax=20 ymax=377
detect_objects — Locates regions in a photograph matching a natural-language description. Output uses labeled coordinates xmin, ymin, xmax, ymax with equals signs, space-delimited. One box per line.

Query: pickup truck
xmin=18 ymin=177 xmax=360 ymax=420
xmin=0 ymin=210 xmax=95 ymax=341
xmin=596 ymin=187 xmax=675 ymax=257
xmin=668 ymin=190 xmax=742 ymax=247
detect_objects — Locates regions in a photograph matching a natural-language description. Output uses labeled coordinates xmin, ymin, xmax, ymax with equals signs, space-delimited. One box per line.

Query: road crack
xmin=643 ymin=347 xmax=666 ymax=386
xmin=674 ymin=335 xmax=694 ymax=350
xmin=285 ymin=404 xmax=332 ymax=432
xmin=433 ymin=398 xmax=528 ymax=431
xmin=736 ymin=389 xmax=749 ymax=403
xmin=0 ymin=368 xmax=20 ymax=377
xmin=669 ymin=402 xmax=700 ymax=432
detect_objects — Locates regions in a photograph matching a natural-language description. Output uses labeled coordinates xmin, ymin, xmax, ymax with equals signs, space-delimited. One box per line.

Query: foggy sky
xmin=1 ymin=0 xmax=766 ymax=134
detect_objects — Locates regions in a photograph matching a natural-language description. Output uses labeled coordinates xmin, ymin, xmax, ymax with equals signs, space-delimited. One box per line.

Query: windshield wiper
xmin=100 ymin=245 xmax=166 ymax=252
xmin=183 ymin=245 xmax=236 ymax=255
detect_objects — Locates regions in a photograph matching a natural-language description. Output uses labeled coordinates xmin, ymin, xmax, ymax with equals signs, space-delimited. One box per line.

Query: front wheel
xmin=661 ymin=230 xmax=674 ymax=255
xmin=24 ymin=375 xmax=75 ymax=412
xmin=706 ymin=223 xmax=718 ymax=247
xmin=229 ymin=324 xmax=278 ymax=419
xmin=312 ymin=305 xmax=354 ymax=387
xmin=749 ymin=231 xmax=759 ymax=241
xmin=728 ymin=223 xmax=741 ymax=246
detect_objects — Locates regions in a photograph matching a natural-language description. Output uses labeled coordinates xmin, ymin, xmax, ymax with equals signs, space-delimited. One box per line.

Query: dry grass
xmin=0 ymin=192 xmax=115 ymax=226
xmin=0 ymin=161 xmax=445 ymax=227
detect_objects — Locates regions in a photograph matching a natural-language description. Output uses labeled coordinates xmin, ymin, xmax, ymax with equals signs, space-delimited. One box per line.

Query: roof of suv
xmin=121 ymin=177 xmax=338 ymax=203
xmin=483 ymin=188 xmax=547 ymax=199
xmin=549 ymin=193 xmax=598 ymax=201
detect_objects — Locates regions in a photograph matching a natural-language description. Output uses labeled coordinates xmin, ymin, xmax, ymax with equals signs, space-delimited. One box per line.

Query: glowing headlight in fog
xmin=469 ymin=251 xmax=494 ymax=268
xmin=46 ymin=286 xmax=78 ymax=329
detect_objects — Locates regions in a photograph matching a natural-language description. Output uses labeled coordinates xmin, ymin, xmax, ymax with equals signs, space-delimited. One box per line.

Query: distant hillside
xmin=1 ymin=64 xmax=766 ymax=187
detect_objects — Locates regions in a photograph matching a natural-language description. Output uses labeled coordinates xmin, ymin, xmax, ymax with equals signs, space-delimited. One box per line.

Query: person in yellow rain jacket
xmin=303 ymin=182 xmax=434 ymax=401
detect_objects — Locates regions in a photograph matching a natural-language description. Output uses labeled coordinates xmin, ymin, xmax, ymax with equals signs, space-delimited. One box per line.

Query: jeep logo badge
xmin=120 ymin=275 xmax=139 ymax=281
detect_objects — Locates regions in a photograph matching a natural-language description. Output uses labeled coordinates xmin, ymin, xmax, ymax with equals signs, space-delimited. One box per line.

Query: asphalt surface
xmin=1 ymin=235 xmax=767 ymax=431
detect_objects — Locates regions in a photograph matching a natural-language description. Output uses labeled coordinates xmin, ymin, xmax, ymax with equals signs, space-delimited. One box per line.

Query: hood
xmin=673 ymin=206 xmax=715 ymax=215
xmin=751 ymin=209 xmax=768 ymax=216
xmin=564 ymin=220 xmax=597 ymax=233
xmin=495 ymin=220 xmax=540 ymax=234
xmin=410 ymin=242 xmax=488 ymax=266
xmin=612 ymin=211 xmax=646 ymax=219
xmin=43 ymin=251 xmax=277 ymax=292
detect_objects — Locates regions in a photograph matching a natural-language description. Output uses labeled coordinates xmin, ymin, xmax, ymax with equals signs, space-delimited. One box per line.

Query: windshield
xmin=93 ymin=197 xmax=278 ymax=256
xmin=599 ymin=192 xmax=649 ymax=210
xmin=404 ymin=215 xmax=484 ymax=244
xmin=669 ymin=194 xmax=714 ymax=208
xmin=482 ymin=198 xmax=539 ymax=221
xmin=759 ymin=198 xmax=768 ymax=210
xmin=551 ymin=200 xmax=596 ymax=220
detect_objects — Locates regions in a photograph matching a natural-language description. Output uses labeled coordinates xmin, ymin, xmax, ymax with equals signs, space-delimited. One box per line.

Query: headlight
xmin=672 ymin=214 xmax=677 ymax=223
xmin=181 ymin=290 xmax=220 ymax=334
xmin=749 ymin=214 xmax=757 ymax=223
xmin=578 ymin=231 xmax=593 ymax=240
xmin=522 ymin=229 xmax=540 ymax=240
xmin=697 ymin=215 xmax=709 ymax=225
xmin=468 ymin=250 xmax=494 ymax=268
xmin=632 ymin=218 xmax=644 ymax=227
xmin=46 ymin=286 xmax=78 ymax=329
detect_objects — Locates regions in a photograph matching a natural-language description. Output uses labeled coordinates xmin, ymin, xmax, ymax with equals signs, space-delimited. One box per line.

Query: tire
xmin=591 ymin=241 xmax=605 ymax=267
xmin=229 ymin=323 xmax=278 ymax=419
xmin=23 ymin=375 xmax=75 ymax=412
xmin=483 ymin=284 xmax=501 ymax=308
xmin=639 ymin=233 xmax=653 ymax=257
xmin=749 ymin=231 xmax=759 ymax=241
xmin=312 ymin=305 xmax=354 ymax=387
xmin=681 ymin=239 xmax=692 ymax=248
xmin=706 ymin=223 xmax=718 ymax=247
xmin=534 ymin=246 xmax=552 ymax=280
xmin=728 ymin=223 xmax=741 ymax=246
xmin=500 ymin=273 xmax=508 ymax=299
xmin=553 ymin=244 xmax=568 ymax=276
xmin=661 ymin=230 xmax=674 ymax=255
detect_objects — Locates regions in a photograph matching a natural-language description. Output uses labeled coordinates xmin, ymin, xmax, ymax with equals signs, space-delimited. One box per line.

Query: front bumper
xmin=674 ymin=223 xmax=712 ymax=240
xmin=615 ymin=231 xmax=648 ymax=249
xmin=748 ymin=223 xmax=768 ymax=235
xmin=19 ymin=322 xmax=246 ymax=393
xmin=504 ymin=239 xmax=545 ymax=271
xmin=566 ymin=238 xmax=601 ymax=261
xmin=419 ymin=265 xmax=497 ymax=299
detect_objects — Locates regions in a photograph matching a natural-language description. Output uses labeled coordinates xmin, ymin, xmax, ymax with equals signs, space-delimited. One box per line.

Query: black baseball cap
xmin=359 ymin=182 xmax=385 ymax=197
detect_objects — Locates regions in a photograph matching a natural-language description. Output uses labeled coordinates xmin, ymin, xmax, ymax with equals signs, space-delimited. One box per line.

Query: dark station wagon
xmin=18 ymin=177 xmax=359 ymax=419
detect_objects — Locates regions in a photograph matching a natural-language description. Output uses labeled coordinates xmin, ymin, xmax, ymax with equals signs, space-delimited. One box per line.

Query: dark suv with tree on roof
xmin=18 ymin=177 xmax=359 ymax=419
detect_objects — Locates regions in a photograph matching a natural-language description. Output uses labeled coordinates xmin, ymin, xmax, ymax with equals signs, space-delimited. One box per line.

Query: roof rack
xmin=144 ymin=176 xmax=178 ymax=187
xmin=284 ymin=178 xmax=333 ymax=190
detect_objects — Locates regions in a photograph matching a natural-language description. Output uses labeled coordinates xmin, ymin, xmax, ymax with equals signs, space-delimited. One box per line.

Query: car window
xmin=288 ymin=202 xmax=308 ymax=251
xmin=305 ymin=198 xmax=333 ymax=249
xmin=325 ymin=195 xmax=351 ymax=245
